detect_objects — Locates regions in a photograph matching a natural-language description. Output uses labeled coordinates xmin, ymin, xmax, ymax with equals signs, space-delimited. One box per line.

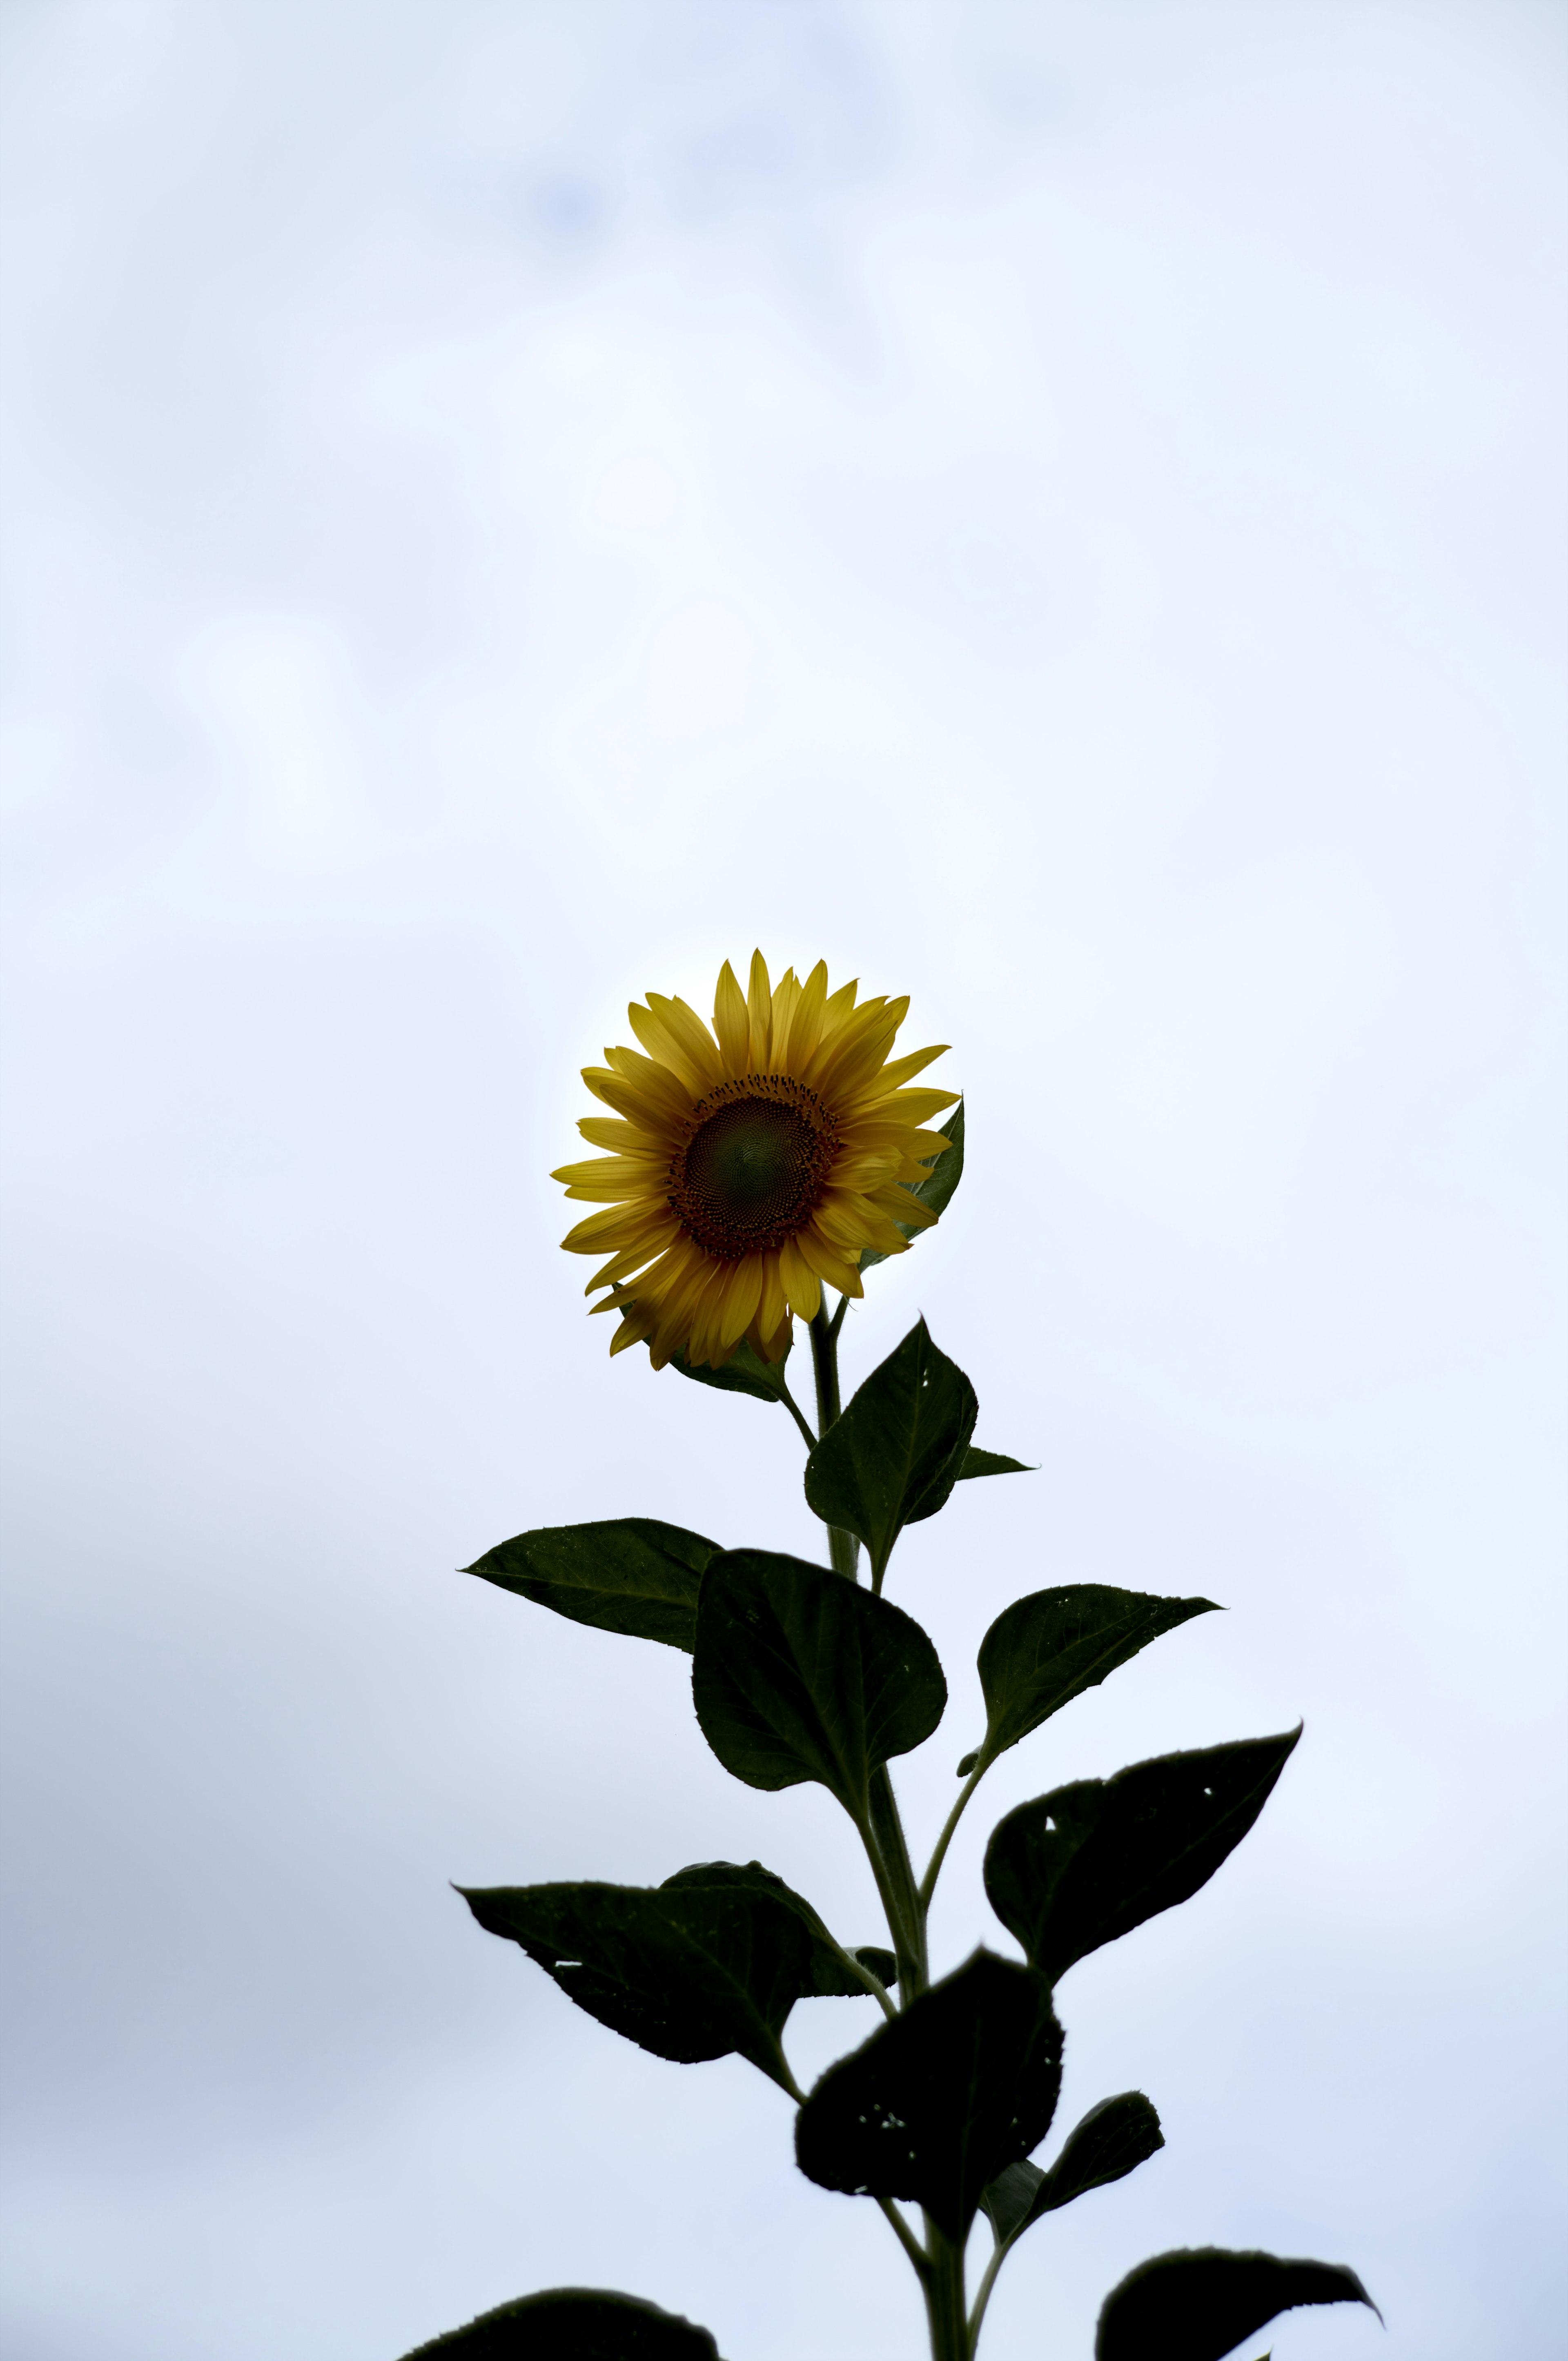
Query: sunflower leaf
xmin=794 ymin=1949 xmax=1063 ymax=2239
xmin=668 ymin=1333 xmax=795 ymax=1404
xmin=691 ymin=1547 xmax=947 ymax=1820
xmin=979 ymin=2160 xmax=1048 ymax=2246
xmin=657 ymin=1858 xmax=869 ymax=1998
xmin=984 ymin=1731 xmax=1302 ymax=1986
xmin=860 ymin=1099 xmax=965 ymax=1270
xmin=853 ymin=1944 xmax=899 ymax=1990
xmin=971 ymin=1585 xmax=1220 ymax=1771
xmin=1095 ymin=2247 xmax=1378 ymax=2361
xmin=983 ymin=2092 xmax=1164 ymax=2243
xmin=459 ymin=1873 xmax=817 ymax=2091
xmin=803 ymin=1319 xmax=977 ymax=1584
xmin=463 ymin=1518 xmax=719 ymax=1652
xmin=957 ymin=1447 xmax=1033 ymax=1479
xmin=399 ymin=2285 xmax=723 ymax=2358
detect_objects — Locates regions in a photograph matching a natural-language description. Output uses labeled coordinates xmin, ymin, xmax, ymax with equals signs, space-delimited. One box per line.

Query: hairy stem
xmin=919 ymin=1757 xmax=987 ymax=1913
xmin=807 ymin=1299 xmax=843 ymax=1428
xmin=822 ymin=1930 xmax=899 ymax=2022
xmin=923 ymin=2221 xmax=970 ymax=2361
xmin=869 ymin=1764 xmax=928 ymax=1990
xmin=807 ymin=1302 xmax=862 ymax=1578
xmin=967 ymin=2238 xmax=1009 ymax=2351
xmin=855 ymin=1799 xmax=922 ymax=1991
xmin=772 ymin=1372 xmax=818 ymax=1452
xmin=878 ymin=2198 xmax=931 ymax=2280
xmin=806 ymin=1293 xmax=955 ymax=2354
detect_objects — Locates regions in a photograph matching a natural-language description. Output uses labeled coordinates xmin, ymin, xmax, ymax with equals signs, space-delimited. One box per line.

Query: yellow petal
xmin=610 ymin=1306 xmax=656 ymax=1357
xmin=800 ymin=997 xmax=891 ymax=1094
xmin=577 ymin=1114 xmax=664 ymax=1152
xmin=777 ymin=1237 xmax=822 ymax=1323
xmin=627 ymin=999 xmax=718 ymax=1099
xmin=751 ymin=1310 xmax=793 ymax=1365
xmin=746 ymin=949 xmax=773 ymax=1070
xmin=697 ymin=1265 xmax=744 ymax=1366
xmin=797 ymin=1225 xmax=864 ymax=1297
xmin=769 ymin=967 xmax=802 ymax=1069
xmin=552 ymin=1155 xmax=666 ymax=1196
xmin=874 ymin=1044 xmax=950 ymax=1091
xmin=856 ymin=1086 xmax=960 ymax=1124
xmin=815 ymin=998 xmax=908 ymax=1102
xmin=717 ymin=1256 xmax=764 ymax=1350
xmin=561 ymin=1205 xmax=646 ymax=1253
xmin=780 ymin=959 xmax=828 ymax=1074
xmin=584 ymin=1232 xmax=674 ymax=1292
xmin=650 ymin=993 xmax=725 ymax=1089
xmin=756 ymin=1252 xmax=787 ymax=1343
xmin=600 ymin=1046 xmax=695 ymax=1125
xmin=713 ymin=960 xmax=749 ymax=1074
xmin=869 ymin=1184 xmax=939 ymax=1230
xmin=820 ymin=978 xmax=860 ymax=1035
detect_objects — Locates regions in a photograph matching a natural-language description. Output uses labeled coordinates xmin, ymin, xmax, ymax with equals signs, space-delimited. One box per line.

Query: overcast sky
xmin=1 ymin=4 xmax=1565 ymax=2358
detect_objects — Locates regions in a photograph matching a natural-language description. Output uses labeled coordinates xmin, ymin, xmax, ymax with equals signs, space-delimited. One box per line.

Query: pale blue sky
xmin=1 ymin=4 xmax=1564 ymax=2357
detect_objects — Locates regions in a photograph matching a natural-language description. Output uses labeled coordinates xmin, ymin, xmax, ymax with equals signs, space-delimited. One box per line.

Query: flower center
xmin=668 ymin=1077 xmax=837 ymax=1261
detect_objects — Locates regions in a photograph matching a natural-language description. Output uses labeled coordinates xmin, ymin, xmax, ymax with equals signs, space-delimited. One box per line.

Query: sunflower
xmin=553 ymin=953 xmax=958 ymax=1370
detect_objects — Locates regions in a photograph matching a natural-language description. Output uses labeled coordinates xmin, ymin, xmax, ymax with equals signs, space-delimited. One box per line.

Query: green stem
xmin=803 ymin=1292 xmax=957 ymax=2354
xmin=870 ymin=1764 xmax=928 ymax=1991
xmin=772 ymin=1372 xmax=818 ymax=1452
xmin=855 ymin=1801 xmax=921 ymax=1993
xmin=879 ymin=2198 xmax=931 ymax=2280
xmin=822 ymin=1934 xmax=899 ymax=2022
xmin=808 ymin=1300 xmax=861 ymax=1580
xmin=808 ymin=1299 xmax=842 ymax=1426
xmin=770 ymin=2047 xmax=808 ymax=2106
xmin=919 ymin=1757 xmax=987 ymax=1913
xmin=967 ymin=2238 xmax=1009 ymax=2351
xmin=923 ymin=2220 xmax=970 ymax=2361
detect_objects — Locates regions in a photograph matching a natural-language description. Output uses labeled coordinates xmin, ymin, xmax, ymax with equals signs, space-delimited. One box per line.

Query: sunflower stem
xmin=821 ymin=1931 xmax=898 ymax=2021
xmin=869 ymin=1765 xmax=927 ymax=1990
xmin=808 ymin=1302 xmax=862 ymax=1581
xmin=879 ymin=2198 xmax=931 ymax=2281
xmin=918 ymin=1758 xmax=987 ymax=1913
xmin=772 ymin=1372 xmax=818 ymax=1451
xmin=807 ymin=1301 xmax=842 ymax=1425
xmin=805 ymin=1290 xmax=947 ymax=2350
xmin=923 ymin=2218 xmax=971 ymax=2361
xmin=967 ymin=2236 xmax=1010 ymax=2351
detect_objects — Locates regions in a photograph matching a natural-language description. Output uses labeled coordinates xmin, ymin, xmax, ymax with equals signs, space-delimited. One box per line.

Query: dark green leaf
xmin=1031 ymin=2089 xmax=1165 ymax=2212
xmin=803 ymin=1320 xmax=977 ymax=1582
xmin=691 ymin=1549 xmax=947 ymax=1821
xmin=980 ymin=2159 xmax=1047 ymax=2245
xmin=459 ymin=1875 xmax=814 ymax=2089
xmin=853 ymin=1945 xmax=899 ymax=1989
xmin=669 ymin=1332 xmax=794 ymax=1404
xmin=1096 ymin=2247 xmax=1377 ymax=2361
xmin=984 ymin=1731 xmax=1301 ymax=1986
xmin=984 ymin=2093 xmax=1164 ymax=2241
xmin=465 ymin=1519 xmax=720 ymax=1653
xmin=399 ymin=2286 xmax=722 ymax=2359
xmin=860 ymin=1099 xmax=965 ymax=1270
xmin=794 ymin=1949 xmax=1062 ymax=2239
xmin=957 ymin=1447 xmax=1033 ymax=1479
xmin=971 ymin=1586 xmax=1220 ymax=1771
xmin=657 ymin=1859 xmax=865 ymax=1999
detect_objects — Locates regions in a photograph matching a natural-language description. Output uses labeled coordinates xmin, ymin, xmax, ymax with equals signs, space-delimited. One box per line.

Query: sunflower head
xmin=553 ymin=953 xmax=958 ymax=1370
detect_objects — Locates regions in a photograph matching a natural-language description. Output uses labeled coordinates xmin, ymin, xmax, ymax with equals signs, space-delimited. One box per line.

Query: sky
xmin=0 ymin=2 xmax=1564 ymax=2357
